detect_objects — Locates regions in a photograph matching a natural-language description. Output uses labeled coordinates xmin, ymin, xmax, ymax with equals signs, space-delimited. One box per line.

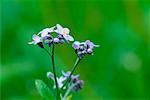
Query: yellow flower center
xmin=62 ymin=30 xmax=67 ymax=35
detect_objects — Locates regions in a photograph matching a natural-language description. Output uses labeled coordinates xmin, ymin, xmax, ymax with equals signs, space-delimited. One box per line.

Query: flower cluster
xmin=62 ymin=71 xmax=84 ymax=92
xmin=47 ymin=71 xmax=84 ymax=92
xmin=29 ymin=24 xmax=99 ymax=99
xmin=72 ymin=40 xmax=99 ymax=59
xmin=28 ymin=24 xmax=74 ymax=48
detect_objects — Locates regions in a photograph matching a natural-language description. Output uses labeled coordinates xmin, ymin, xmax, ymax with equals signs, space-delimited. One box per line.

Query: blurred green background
xmin=1 ymin=0 xmax=150 ymax=99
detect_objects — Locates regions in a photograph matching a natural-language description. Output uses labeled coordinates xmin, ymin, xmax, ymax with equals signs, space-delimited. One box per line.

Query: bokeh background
xmin=1 ymin=0 xmax=150 ymax=99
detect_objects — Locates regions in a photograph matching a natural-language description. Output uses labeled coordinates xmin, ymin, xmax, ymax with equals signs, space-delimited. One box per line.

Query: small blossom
xmin=72 ymin=40 xmax=99 ymax=58
xmin=47 ymin=72 xmax=66 ymax=89
xmin=62 ymin=71 xmax=71 ymax=78
xmin=56 ymin=76 xmax=66 ymax=88
xmin=55 ymin=24 xmax=74 ymax=41
xmin=87 ymin=48 xmax=93 ymax=54
xmin=72 ymin=41 xmax=80 ymax=50
xmin=62 ymin=71 xmax=80 ymax=83
xmin=53 ymin=38 xmax=59 ymax=43
xmin=73 ymin=80 xmax=84 ymax=92
xmin=28 ymin=34 xmax=41 ymax=45
xmin=71 ymin=75 xmax=80 ymax=83
xmin=47 ymin=72 xmax=54 ymax=79
xmin=28 ymin=34 xmax=44 ymax=48
xmin=38 ymin=27 xmax=55 ymax=39
xmin=85 ymin=40 xmax=99 ymax=49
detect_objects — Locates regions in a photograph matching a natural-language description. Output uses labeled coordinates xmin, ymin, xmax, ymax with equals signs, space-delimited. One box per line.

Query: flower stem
xmin=43 ymin=48 xmax=52 ymax=57
xmin=51 ymin=44 xmax=60 ymax=100
xmin=62 ymin=83 xmax=76 ymax=100
xmin=43 ymin=47 xmax=59 ymax=100
xmin=61 ymin=58 xmax=81 ymax=89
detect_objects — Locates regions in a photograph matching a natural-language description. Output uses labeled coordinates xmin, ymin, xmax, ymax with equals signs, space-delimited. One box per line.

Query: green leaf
xmin=35 ymin=79 xmax=53 ymax=99
xmin=66 ymin=94 xmax=72 ymax=100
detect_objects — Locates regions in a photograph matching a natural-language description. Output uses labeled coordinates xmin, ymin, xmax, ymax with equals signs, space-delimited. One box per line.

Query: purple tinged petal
xmin=73 ymin=80 xmax=84 ymax=92
xmin=56 ymin=24 xmax=63 ymax=32
xmin=64 ymin=35 xmax=74 ymax=41
xmin=63 ymin=28 xmax=70 ymax=34
xmin=32 ymin=34 xmax=41 ymax=41
xmin=57 ymin=76 xmax=67 ymax=88
xmin=47 ymin=72 xmax=54 ymax=79
xmin=85 ymin=40 xmax=94 ymax=47
xmin=62 ymin=71 xmax=71 ymax=77
xmin=85 ymin=40 xmax=99 ymax=48
xmin=87 ymin=48 xmax=93 ymax=54
xmin=72 ymin=41 xmax=80 ymax=49
xmin=53 ymin=38 xmax=59 ymax=43
xmin=28 ymin=34 xmax=41 ymax=45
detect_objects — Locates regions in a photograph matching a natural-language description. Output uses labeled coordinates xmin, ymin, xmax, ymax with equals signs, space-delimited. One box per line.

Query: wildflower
xmin=85 ymin=40 xmax=99 ymax=49
xmin=53 ymin=38 xmax=59 ymax=43
xmin=55 ymin=24 xmax=74 ymax=41
xmin=28 ymin=34 xmax=44 ymax=48
xmin=62 ymin=71 xmax=71 ymax=78
xmin=47 ymin=72 xmax=66 ymax=89
xmin=62 ymin=71 xmax=84 ymax=92
xmin=71 ymin=74 xmax=80 ymax=83
xmin=38 ymin=27 xmax=55 ymax=39
xmin=72 ymin=41 xmax=80 ymax=50
xmin=56 ymin=76 xmax=66 ymax=88
xmin=45 ymin=36 xmax=53 ymax=47
xmin=73 ymin=80 xmax=84 ymax=92
xmin=72 ymin=40 xmax=99 ymax=58
xmin=47 ymin=72 xmax=54 ymax=79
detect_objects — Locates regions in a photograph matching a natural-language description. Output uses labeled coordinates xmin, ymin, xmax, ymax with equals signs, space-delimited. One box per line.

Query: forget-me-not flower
xmin=38 ymin=27 xmax=55 ymax=39
xmin=28 ymin=34 xmax=44 ymax=48
xmin=55 ymin=24 xmax=74 ymax=42
xmin=72 ymin=40 xmax=99 ymax=58
xmin=47 ymin=72 xmax=66 ymax=89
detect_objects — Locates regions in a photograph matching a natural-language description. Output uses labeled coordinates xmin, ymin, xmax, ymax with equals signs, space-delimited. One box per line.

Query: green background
xmin=1 ymin=0 xmax=150 ymax=99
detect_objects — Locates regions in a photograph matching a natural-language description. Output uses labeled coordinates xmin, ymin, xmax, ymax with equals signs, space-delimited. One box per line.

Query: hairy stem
xmin=61 ymin=58 xmax=81 ymax=89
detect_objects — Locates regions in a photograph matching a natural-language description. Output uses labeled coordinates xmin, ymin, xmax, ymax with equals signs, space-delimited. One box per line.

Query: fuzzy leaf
xmin=35 ymin=79 xmax=53 ymax=99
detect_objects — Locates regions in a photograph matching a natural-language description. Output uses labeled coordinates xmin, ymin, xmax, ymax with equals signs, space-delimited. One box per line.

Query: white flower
xmin=55 ymin=24 xmax=74 ymax=41
xmin=38 ymin=26 xmax=55 ymax=39
xmin=28 ymin=34 xmax=42 ymax=45
xmin=56 ymin=76 xmax=66 ymax=88
xmin=47 ymin=72 xmax=66 ymax=89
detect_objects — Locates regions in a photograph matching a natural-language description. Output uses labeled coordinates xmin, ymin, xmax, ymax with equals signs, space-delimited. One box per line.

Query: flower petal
xmin=56 ymin=24 xmax=63 ymax=31
xmin=32 ymin=34 xmax=41 ymax=41
xmin=63 ymin=28 xmax=70 ymax=34
xmin=64 ymin=35 xmax=74 ymax=41
xmin=94 ymin=44 xmax=100 ymax=47
xmin=72 ymin=41 xmax=80 ymax=49
xmin=28 ymin=41 xmax=35 ymax=44
xmin=47 ymin=72 xmax=54 ymax=79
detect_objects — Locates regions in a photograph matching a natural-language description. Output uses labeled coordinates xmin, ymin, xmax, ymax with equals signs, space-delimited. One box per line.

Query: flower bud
xmin=37 ymin=42 xmax=44 ymax=48
xmin=73 ymin=80 xmax=84 ymax=92
xmin=53 ymin=38 xmax=59 ymax=43
xmin=59 ymin=39 xmax=65 ymax=44
xmin=79 ymin=46 xmax=84 ymax=51
xmin=47 ymin=72 xmax=54 ymax=79
xmin=72 ymin=41 xmax=80 ymax=50
xmin=87 ymin=48 xmax=93 ymax=54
